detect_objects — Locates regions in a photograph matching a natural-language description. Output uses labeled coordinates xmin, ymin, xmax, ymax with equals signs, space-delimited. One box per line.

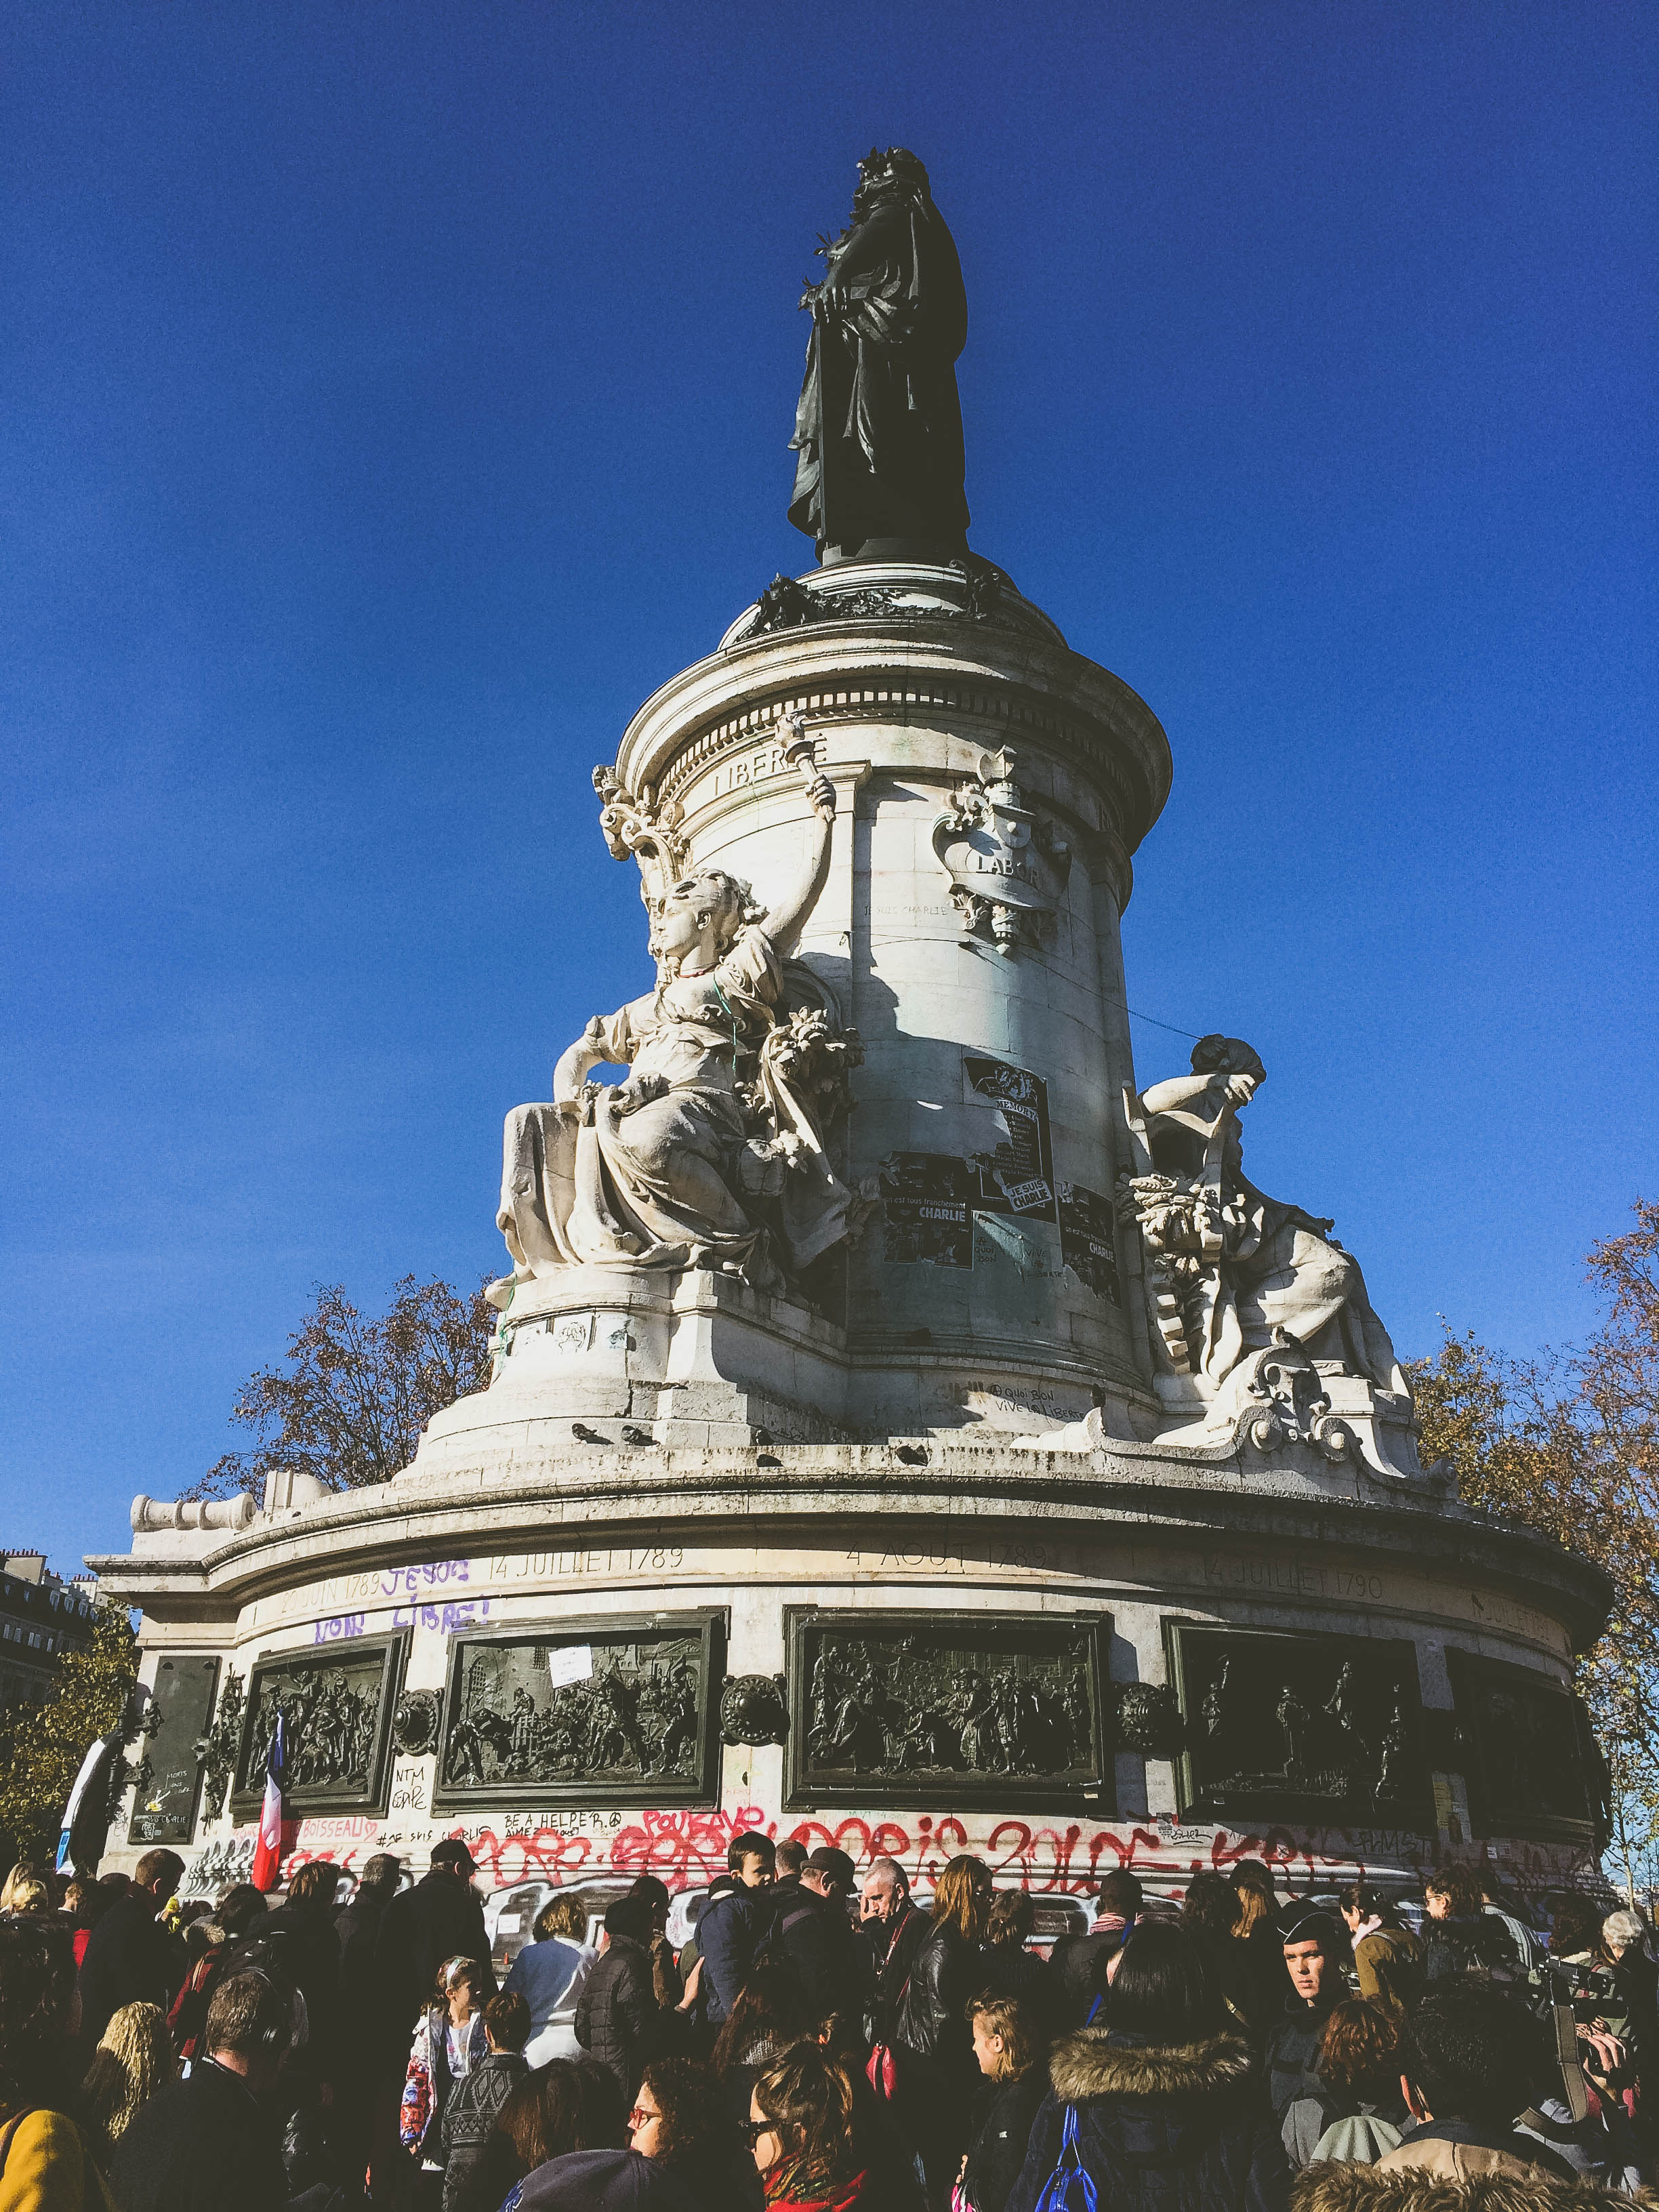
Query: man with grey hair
xmin=861 ymin=1856 xmax=926 ymax=2057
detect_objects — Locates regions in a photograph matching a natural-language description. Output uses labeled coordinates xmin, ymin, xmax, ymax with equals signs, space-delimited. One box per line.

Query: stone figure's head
xmin=650 ymin=868 xmax=764 ymax=976
xmin=1190 ymin=1033 xmax=1266 ymax=1107
xmin=855 ymin=146 xmax=931 ymax=214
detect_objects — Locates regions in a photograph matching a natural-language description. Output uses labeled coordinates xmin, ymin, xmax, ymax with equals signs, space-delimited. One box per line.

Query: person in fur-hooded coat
xmin=1289 ymin=2165 xmax=1658 ymax=2212
xmin=1004 ymin=1921 xmax=1290 ymax=2212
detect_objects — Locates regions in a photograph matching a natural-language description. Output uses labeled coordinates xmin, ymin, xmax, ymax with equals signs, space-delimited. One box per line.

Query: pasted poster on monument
xmin=128 ymin=1654 xmax=220 ymax=1847
xmin=232 ymin=1635 xmax=405 ymax=1818
xmin=878 ymin=1153 xmax=975 ymax=1267
xmin=1166 ymin=1621 xmax=1427 ymax=1826
xmin=1056 ymin=1181 xmax=1122 ymax=1305
xmin=785 ymin=1607 xmax=1110 ymax=1813
xmin=963 ymin=1054 xmax=1057 ymax=1218
xmin=436 ymin=1614 xmax=723 ymax=1809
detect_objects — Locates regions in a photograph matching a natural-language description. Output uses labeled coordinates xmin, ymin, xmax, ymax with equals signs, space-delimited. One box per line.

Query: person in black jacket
xmin=895 ymin=1851 xmax=990 ymax=2209
xmin=861 ymin=1856 xmax=928 ymax=2061
xmin=576 ymin=1895 xmax=666 ymax=2099
xmin=331 ymin=1852 xmax=401 ymax=2194
xmin=110 ymin=1968 xmax=300 ymax=2212
xmin=371 ymin=1840 xmax=495 ymax=2067
xmin=1263 ymin=1910 xmax=1343 ymax=2121
xmin=958 ymin=1993 xmax=1048 ymax=2212
xmin=1183 ymin=1872 xmax=1266 ymax=2040
xmin=777 ymin=1849 xmax=867 ymax=2020
xmin=77 ymin=1847 xmax=186 ymax=2053
xmin=1044 ymin=1869 xmax=1141 ymax=2031
xmin=264 ymin=1860 xmax=344 ymax=2085
xmin=1005 ymin=1920 xmax=1289 ymax=2212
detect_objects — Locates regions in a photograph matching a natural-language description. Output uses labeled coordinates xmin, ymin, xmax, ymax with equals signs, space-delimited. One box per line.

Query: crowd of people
xmin=1 ymin=1839 xmax=1658 ymax=2211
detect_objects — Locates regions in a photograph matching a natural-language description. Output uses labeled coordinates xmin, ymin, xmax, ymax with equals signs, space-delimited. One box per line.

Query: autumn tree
xmin=0 ymin=1602 xmax=140 ymax=1870
xmin=199 ymin=1274 xmax=496 ymax=1498
xmin=1409 ymin=1198 xmax=1659 ymax=1896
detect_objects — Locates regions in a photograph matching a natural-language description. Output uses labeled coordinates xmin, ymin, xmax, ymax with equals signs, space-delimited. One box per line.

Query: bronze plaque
xmin=1447 ymin=1650 xmax=1595 ymax=1839
xmin=785 ymin=1609 xmax=1110 ymax=1812
xmin=231 ymin=1635 xmax=405 ymax=1818
xmin=435 ymin=1614 xmax=724 ymax=1810
xmin=1166 ymin=1621 xmax=1427 ymax=1825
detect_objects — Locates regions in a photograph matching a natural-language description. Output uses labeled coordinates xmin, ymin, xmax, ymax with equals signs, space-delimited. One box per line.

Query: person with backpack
xmin=1044 ymin=1870 xmax=1142 ymax=2032
xmin=1281 ymin=1999 xmax=1406 ymax=2169
xmin=1004 ymin=1918 xmax=1288 ymax=2212
xmin=776 ymin=1849 xmax=867 ymax=2021
xmin=1421 ymin=1868 xmax=1515 ymax=1984
xmin=166 ymin=1883 xmax=268 ymax=2065
xmin=696 ymin=1834 xmax=779 ymax=2028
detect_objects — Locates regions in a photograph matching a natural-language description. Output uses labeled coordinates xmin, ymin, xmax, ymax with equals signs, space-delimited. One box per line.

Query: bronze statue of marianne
xmin=789 ymin=147 xmax=970 ymax=566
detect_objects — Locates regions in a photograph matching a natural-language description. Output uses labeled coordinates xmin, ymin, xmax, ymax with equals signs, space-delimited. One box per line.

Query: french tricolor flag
xmin=250 ymin=1711 xmax=287 ymax=1891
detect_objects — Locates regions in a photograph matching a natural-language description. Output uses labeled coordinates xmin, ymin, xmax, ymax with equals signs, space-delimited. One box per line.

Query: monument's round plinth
xmin=91 ymin=563 xmax=1610 ymax=1914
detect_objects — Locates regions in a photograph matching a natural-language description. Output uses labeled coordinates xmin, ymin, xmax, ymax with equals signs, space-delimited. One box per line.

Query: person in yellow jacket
xmin=0 ymin=1921 xmax=115 ymax=2212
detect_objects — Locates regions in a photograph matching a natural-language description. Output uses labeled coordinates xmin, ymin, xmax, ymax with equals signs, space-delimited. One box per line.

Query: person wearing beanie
xmin=1264 ymin=1910 xmax=1344 ymax=2120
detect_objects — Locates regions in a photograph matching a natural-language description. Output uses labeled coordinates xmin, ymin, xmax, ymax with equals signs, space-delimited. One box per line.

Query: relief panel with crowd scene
xmin=231 ymin=1633 xmax=407 ymax=1818
xmin=784 ymin=1609 xmax=1111 ymax=1813
xmin=435 ymin=1614 xmax=724 ymax=1810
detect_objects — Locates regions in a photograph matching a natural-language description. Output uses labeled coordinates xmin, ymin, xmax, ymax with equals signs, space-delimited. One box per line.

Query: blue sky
xmin=3 ymin=1 xmax=1654 ymax=1576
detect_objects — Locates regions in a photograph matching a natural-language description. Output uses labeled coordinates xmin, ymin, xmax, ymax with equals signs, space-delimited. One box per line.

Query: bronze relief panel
xmin=785 ymin=1609 xmax=1111 ymax=1813
xmin=230 ymin=1633 xmax=406 ymax=1819
xmin=435 ymin=1614 xmax=724 ymax=1810
xmin=1166 ymin=1621 xmax=1428 ymax=1826
xmin=1447 ymin=1650 xmax=1596 ymax=1841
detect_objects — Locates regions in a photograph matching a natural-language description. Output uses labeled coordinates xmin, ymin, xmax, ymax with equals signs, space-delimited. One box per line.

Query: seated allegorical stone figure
xmin=1118 ymin=1034 xmax=1409 ymax=1402
xmin=488 ymin=720 xmax=861 ymax=1309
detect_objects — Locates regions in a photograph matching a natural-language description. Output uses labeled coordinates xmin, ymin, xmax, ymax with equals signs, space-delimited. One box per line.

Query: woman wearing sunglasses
xmin=747 ymin=2042 xmax=900 ymax=2209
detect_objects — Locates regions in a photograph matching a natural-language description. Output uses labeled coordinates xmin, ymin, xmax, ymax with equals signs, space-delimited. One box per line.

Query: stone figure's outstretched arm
xmin=1136 ymin=1070 xmax=1252 ymax=1120
xmin=759 ymin=715 xmax=837 ymax=955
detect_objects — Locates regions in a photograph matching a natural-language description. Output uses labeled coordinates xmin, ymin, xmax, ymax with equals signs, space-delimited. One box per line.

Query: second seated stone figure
xmin=1119 ymin=1034 xmax=1410 ymax=1404
xmin=489 ymin=719 xmax=860 ymax=1307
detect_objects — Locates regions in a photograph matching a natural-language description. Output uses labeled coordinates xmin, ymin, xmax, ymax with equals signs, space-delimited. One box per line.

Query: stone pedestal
xmin=85 ymin=559 xmax=1611 ymax=1915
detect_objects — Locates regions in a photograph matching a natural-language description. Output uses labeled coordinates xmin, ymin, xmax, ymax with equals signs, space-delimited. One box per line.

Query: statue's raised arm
xmin=489 ymin=725 xmax=860 ymax=1308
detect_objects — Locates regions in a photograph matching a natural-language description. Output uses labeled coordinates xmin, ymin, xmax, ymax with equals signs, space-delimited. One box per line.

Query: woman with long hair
xmin=402 ymin=1954 xmax=489 ymax=2205
xmin=76 ymin=2001 xmax=173 ymax=2171
xmin=0 ymin=1919 xmax=114 ymax=2209
xmin=895 ymin=1853 xmax=991 ymax=2206
xmin=446 ymin=2056 xmax=625 ymax=2212
xmin=1004 ymin=1919 xmax=1288 ymax=2212
xmin=1182 ymin=1872 xmax=1262 ymax=2038
xmin=712 ymin=1957 xmax=817 ymax=2119
xmin=1229 ymin=1861 xmax=1289 ymax=2028
xmin=748 ymin=2041 xmax=871 ymax=2209
xmin=1283 ymin=1998 xmax=1405 ymax=2168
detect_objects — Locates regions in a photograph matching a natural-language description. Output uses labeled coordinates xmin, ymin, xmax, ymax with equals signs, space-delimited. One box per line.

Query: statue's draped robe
xmin=497 ymin=926 xmax=852 ymax=1284
xmin=790 ymin=188 xmax=970 ymax=551
xmin=1129 ymin=1083 xmax=1408 ymax=1396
